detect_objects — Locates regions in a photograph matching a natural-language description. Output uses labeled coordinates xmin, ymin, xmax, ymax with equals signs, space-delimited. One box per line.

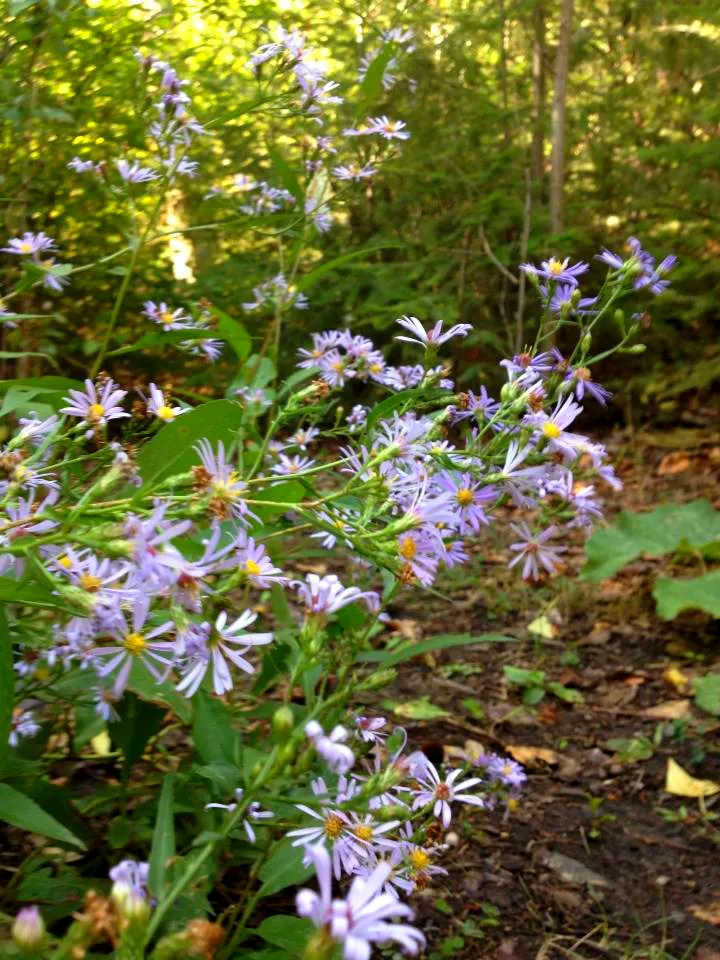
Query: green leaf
xmin=267 ymin=146 xmax=303 ymax=202
xmin=128 ymin=659 xmax=192 ymax=724
xmin=384 ymin=696 xmax=449 ymax=720
xmin=192 ymin=691 xmax=238 ymax=766
xmin=296 ymin=243 xmax=402 ymax=293
xmin=504 ymin=665 xmax=546 ymax=687
xmin=358 ymin=632 xmax=515 ymax=668
xmin=0 ymin=605 xmax=12 ymax=771
xmin=109 ymin=692 xmax=165 ymax=778
xmin=0 ymin=576 xmax=80 ymax=613
xmin=150 ymin=774 xmax=176 ymax=899
xmin=258 ymin=841 xmax=313 ymax=899
xmin=653 ymin=570 xmax=720 ymax=620
xmin=693 ymin=674 xmax=720 ymax=717
xmin=606 ymin=736 xmax=654 ymax=764
xmin=137 ymin=399 xmax=245 ymax=488
xmin=257 ymin=915 xmax=313 ymax=953
xmin=0 ymin=351 xmax=59 ymax=370
xmin=359 ymin=42 xmax=396 ymax=104
xmin=582 ymin=500 xmax=720 ymax=581
xmin=546 ymin=681 xmax=585 ymax=704
xmin=212 ymin=307 xmax=252 ymax=362
xmin=364 ymin=385 xmax=448 ymax=432
xmin=522 ymin=686 xmax=546 ymax=705
xmin=0 ymin=783 xmax=86 ymax=849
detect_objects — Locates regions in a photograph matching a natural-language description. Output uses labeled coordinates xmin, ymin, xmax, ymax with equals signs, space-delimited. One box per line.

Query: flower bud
xmin=580 ymin=333 xmax=592 ymax=355
xmin=500 ymin=382 xmax=519 ymax=403
xmin=621 ymin=343 xmax=646 ymax=354
xmin=272 ymin=705 xmax=295 ymax=742
xmin=303 ymin=929 xmax=336 ymax=960
xmin=361 ymin=668 xmax=397 ymax=691
xmin=12 ymin=907 xmax=45 ymax=951
xmin=374 ymin=803 xmax=409 ymax=822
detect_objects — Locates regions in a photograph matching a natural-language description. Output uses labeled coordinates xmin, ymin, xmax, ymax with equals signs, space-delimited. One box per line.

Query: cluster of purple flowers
xmin=1 ymin=230 xmax=70 ymax=295
xmin=142 ymin=300 xmax=224 ymax=362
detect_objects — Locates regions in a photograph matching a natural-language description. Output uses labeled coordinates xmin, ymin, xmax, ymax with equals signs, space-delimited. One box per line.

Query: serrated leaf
xmin=582 ymin=500 xmax=720 ymax=581
xmin=0 ymin=783 xmax=86 ymax=849
xmin=653 ymin=571 xmax=720 ymax=620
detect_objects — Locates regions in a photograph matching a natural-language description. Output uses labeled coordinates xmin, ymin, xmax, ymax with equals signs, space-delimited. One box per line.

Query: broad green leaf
xmin=0 ymin=605 xmax=12 ymax=769
xmin=192 ymin=691 xmax=238 ymax=766
xmin=258 ymin=841 xmax=313 ymax=899
xmin=0 ymin=783 xmax=86 ymax=849
xmin=268 ymin=146 xmax=303 ymax=202
xmin=107 ymin=326 xmax=212 ymax=357
xmin=296 ymin=243 xmax=401 ymax=293
xmin=653 ymin=570 xmax=720 ymax=620
xmin=522 ymin=686 xmax=546 ymax=706
xmin=137 ymin=399 xmax=245 ymax=488
xmin=582 ymin=500 xmax=720 ymax=581
xmin=384 ymin=696 xmax=449 ymax=720
xmin=359 ymin=42 xmax=396 ymax=103
xmin=546 ymin=681 xmax=585 ymax=704
xmin=693 ymin=674 xmax=720 ymax=717
xmin=257 ymin=915 xmax=313 ymax=953
xmin=150 ymin=774 xmax=176 ymax=899
xmin=213 ymin=307 xmax=252 ymax=362
xmin=359 ymin=633 xmax=516 ymax=668
xmin=504 ymin=665 xmax=546 ymax=687
xmin=253 ymin=480 xmax=306 ymax=522
xmin=109 ymin=692 xmax=165 ymax=778
xmin=128 ymin=659 xmax=192 ymax=724
xmin=606 ymin=736 xmax=654 ymax=764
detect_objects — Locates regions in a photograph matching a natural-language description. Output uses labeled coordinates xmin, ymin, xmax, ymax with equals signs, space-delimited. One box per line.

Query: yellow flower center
xmin=245 ymin=559 xmax=262 ymax=576
xmin=156 ymin=405 xmax=176 ymax=421
xmin=57 ymin=555 xmax=72 ymax=569
xmin=124 ymin=632 xmax=146 ymax=655
xmin=503 ymin=764 xmax=513 ymax=776
xmin=410 ymin=849 xmax=430 ymax=871
xmin=456 ymin=488 xmax=474 ymax=507
xmin=19 ymin=242 xmax=34 ymax=253
xmin=543 ymin=422 xmax=562 ymax=439
xmin=13 ymin=464 xmax=29 ymax=482
xmin=370 ymin=362 xmax=383 ymax=373
xmin=576 ymin=366 xmax=591 ymax=382
xmin=88 ymin=403 xmax=106 ymax=419
xmin=331 ymin=360 xmax=345 ymax=373
xmin=211 ymin=472 xmax=241 ymax=500
xmin=547 ymin=258 xmax=564 ymax=276
xmin=160 ymin=311 xmax=175 ymax=327
xmin=324 ymin=815 xmax=345 ymax=840
xmin=399 ymin=537 xmax=417 ymax=560
xmin=79 ymin=573 xmax=102 ymax=593
xmin=353 ymin=824 xmax=374 ymax=842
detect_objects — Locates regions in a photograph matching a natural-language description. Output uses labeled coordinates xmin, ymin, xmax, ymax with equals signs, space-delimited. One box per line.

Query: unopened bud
xmin=272 ymin=705 xmax=295 ymax=742
xmin=500 ymin=382 xmax=519 ymax=403
xmin=580 ymin=333 xmax=592 ymax=355
xmin=111 ymin=883 xmax=150 ymax=922
xmin=103 ymin=539 xmax=133 ymax=558
xmin=375 ymin=803 xmax=409 ymax=822
xmin=621 ymin=343 xmax=646 ymax=354
xmin=303 ymin=929 xmax=336 ymax=960
xmin=12 ymin=907 xmax=45 ymax=951
xmin=361 ymin=668 xmax=397 ymax=691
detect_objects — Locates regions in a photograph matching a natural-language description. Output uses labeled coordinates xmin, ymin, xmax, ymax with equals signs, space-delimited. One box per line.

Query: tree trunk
xmin=531 ymin=2 xmax=547 ymax=191
xmin=549 ymin=0 xmax=574 ymax=234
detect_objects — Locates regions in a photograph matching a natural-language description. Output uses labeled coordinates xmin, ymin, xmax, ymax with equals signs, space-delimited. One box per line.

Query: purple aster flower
xmin=524 ymin=395 xmax=587 ymax=461
xmin=60 ymin=377 xmax=129 ymax=428
xmin=142 ymin=300 xmax=192 ymax=331
xmin=297 ymin=843 xmax=425 ymax=958
xmin=563 ymin=366 xmax=611 ymax=404
xmin=176 ymin=609 xmax=273 ymax=698
xmin=508 ymin=522 xmax=566 ymax=580
xmin=271 ymin=453 xmax=315 ymax=475
xmin=8 ymin=708 xmax=40 ymax=746
xmin=123 ymin=502 xmax=192 ymax=586
xmin=346 ymin=115 xmax=411 ymax=140
xmin=233 ymin=533 xmax=287 ymax=588
xmin=520 ymin=257 xmax=589 ymax=286
xmin=116 ymin=159 xmax=159 ymax=183
xmin=434 ymin=471 xmax=496 ymax=534
xmin=285 ymin=426 xmax=320 ymax=451
xmin=500 ymin=350 xmax=554 ymax=386
xmin=294 ymin=573 xmax=380 ymax=617
xmin=482 ymin=753 xmax=527 ymax=788
xmin=394 ymin=315 xmax=472 ymax=349
xmin=449 ymin=385 xmax=499 ymax=424
xmin=355 ymin=716 xmax=388 ymax=745
xmin=347 ymin=404 xmax=368 ymax=431
xmin=182 ymin=337 xmax=224 ymax=361
xmin=109 ymin=860 xmax=149 ymax=901
xmin=306 ymin=721 xmax=356 ymax=776
xmin=546 ymin=283 xmax=597 ymax=315
xmin=2 ymin=232 xmax=56 ymax=256
xmin=145 ymin=383 xmax=185 ymax=422
xmin=333 ymin=162 xmax=378 ymax=181
xmin=205 ymin=787 xmax=273 ymax=843
xmin=92 ymin=598 xmax=175 ymax=697
xmin=396 ymin=530 xmax=440 ymax=586
xmin=411 ymin=759 xmax=485 ymax=828
xmin=68 ymin=156 xmax=100 ymax=174
xmin=194 ymin=439 xmax=251 ymax=522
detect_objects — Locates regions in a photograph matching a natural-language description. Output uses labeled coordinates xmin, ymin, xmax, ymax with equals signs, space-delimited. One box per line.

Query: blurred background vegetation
xmin=1 ymin=0 xmax=718 ymax=415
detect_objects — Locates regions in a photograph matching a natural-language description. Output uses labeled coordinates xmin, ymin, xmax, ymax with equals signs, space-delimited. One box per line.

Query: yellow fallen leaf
xmin=665 ymin=757 xmax=720 ymax=798
xmin=528 ymin=615 xmax=558 ymax=639
xmin=91 ymin=731 xmax=112 ymax=757
xmin=644 ymin=699 xmax=692 ymax=720
xmin=663 ymin=666 xmax=690 ymax=693
xmin=506 ymin=744 xmax=558 ymax=767
xmin=690 ymin=901 xmax=720 ymax=925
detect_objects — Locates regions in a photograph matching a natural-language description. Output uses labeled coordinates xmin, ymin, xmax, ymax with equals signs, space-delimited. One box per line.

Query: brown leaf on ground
xmin=690 ymin=900 xmax=720 ymax=925
xmin=506 ymin=744 xmax=558 ymax=767
xmin=644 ymin=699 xmax=692 ymax=720
xmin=387 ymin=618 xmax=423 ymax=642
xmin=658 ymin=452 xmax=692 ymax=475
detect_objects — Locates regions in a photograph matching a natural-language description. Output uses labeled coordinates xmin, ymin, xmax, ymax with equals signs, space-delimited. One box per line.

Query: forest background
xmin=1 ymin=0 xmax=718 ymax=413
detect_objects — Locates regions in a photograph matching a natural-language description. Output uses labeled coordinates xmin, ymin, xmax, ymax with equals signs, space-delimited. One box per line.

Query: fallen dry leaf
xmin=658 ymin=452 xmax=691 ymax=475
xmin=506 ymin=744 xmax=558 ymax=767
xmin=690 ymin=901 xmax=720 ymax=925
xmin=644 ymin=699 xmax=692 ymax=720
xmin=388 ymin=618 xmax=423 ymax=642
xmin=665 ymin=757 xmax=720 ymax=798
xmin=663 ymin=666 xmax=690 ymax=693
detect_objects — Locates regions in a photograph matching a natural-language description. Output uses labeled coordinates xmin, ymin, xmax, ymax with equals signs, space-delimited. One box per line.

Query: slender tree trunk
xmin=497 ymin=0 xmax=511 ymax=147
xmin=549 ymin=0 xmax=574 ymax=234
xmin=531 ymin=2 xmax=547 ymax=191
